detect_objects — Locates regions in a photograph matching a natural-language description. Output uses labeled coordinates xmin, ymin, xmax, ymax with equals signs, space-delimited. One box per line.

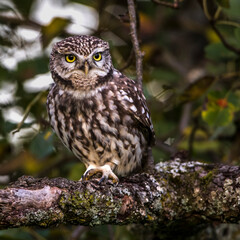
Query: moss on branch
xmin=1 ymin=159 xmax=240 ymax=231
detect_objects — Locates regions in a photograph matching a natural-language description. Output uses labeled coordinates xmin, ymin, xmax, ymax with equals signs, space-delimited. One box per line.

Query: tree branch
xmin=0 ymin=15 xmax=41 ymax=30
xmin=152 ymin=0 xmax=180 ymax=8
xmin=210 ymin=23 xmax=240 ymax=55
xmin=199 ymin=0 xmax=240 ymax=55
xmin=127 ymin=0 xmax=143 ymax=88
xmin=1 ymin=159 xmax=240 ymax=231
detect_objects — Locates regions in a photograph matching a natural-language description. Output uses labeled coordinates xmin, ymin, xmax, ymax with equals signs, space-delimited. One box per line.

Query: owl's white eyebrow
xmin=91 ymin=48 xmax=108 ymax=55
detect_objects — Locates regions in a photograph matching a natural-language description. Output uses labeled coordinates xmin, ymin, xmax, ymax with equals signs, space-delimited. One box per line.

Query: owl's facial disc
xmin=62 ymin=49 xmax=109 ymax=80
xmin=50 ymin=35 xmax=113 ymax=91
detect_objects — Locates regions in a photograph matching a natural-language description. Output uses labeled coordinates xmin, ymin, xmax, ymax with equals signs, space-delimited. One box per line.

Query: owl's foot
xmin=81 ymin=164 xmax=119 ymax=185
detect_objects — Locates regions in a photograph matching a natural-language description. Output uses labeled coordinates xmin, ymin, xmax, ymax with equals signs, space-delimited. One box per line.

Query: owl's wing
xmin=113 ymin=71 xmax=155 ymax=146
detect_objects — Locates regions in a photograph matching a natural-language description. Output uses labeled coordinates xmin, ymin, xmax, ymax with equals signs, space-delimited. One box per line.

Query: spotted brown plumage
xmin=47 ymin=35 xmax=155 ymax=183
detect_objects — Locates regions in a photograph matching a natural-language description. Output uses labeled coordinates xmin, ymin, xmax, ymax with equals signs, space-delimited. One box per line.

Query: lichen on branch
xmin=1 ymin=159 xmax=240 ymax=230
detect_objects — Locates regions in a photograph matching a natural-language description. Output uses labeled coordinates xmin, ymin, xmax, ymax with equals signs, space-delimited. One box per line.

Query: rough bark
xmin=1 ymin=158 xmax=240 ymax=231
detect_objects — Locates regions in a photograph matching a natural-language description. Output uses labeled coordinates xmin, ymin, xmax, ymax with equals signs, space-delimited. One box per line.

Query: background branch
xmin=127 ymin=0 xmax=143 ymax=88
xmin=210 ymin=23 xmax=240 ymax=55
xmin=152 ymin=0 xmax=180 ymax=8
xmin=1 ymin=159 xmax=240 ymax=235
xmin=199 ymin=0 xmax=240 ymax=55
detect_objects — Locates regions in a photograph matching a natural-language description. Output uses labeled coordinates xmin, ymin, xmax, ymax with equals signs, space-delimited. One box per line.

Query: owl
xmin=47 ymin=35 xmax=155 ymax=184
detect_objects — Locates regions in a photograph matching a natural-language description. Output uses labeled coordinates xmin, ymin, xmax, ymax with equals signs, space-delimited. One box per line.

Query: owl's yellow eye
xmin=93 ymin=53 xmax=102 ymax=61
xmin=65 ymin=54 xmax=76 ymax=63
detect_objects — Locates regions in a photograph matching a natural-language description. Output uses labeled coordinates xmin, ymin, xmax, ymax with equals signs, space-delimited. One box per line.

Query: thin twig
xmin=213 ymin=6 xmax=222 ymax=20
xmin=0 ymin=15 xmax=41 ymax=30
xmin=220 ymin=71 xmax=240 ymax=80
xmin=152 ymin=0 xmax=180 ymax=8
xmin=127 ymin=0 xmax=143 ymax=88
xmin=216 ymin=20 xmax=240 ymax=28
xmin=0 ymin=15 xmax=76 ymax=39
xmin=202 ymin=0 xmax=211 ymax=20
xmin=179 ymin=103 xmax=192 ymax=134
xmin=201 ymin=0 xmax=240 ymax=55
xmin=12 ymin=91 xmax=46 ymax=134
xmin=211 ymin=23 xmax=240 ymax=55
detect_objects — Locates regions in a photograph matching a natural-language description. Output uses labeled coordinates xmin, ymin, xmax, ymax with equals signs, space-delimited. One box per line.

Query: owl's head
xmin=50 ymin=35 xmax=113 ymax=91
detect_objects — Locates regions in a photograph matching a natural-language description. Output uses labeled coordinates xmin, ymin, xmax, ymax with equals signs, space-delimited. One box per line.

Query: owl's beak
xmin=84 ymin=61 xmax=89 ymax=76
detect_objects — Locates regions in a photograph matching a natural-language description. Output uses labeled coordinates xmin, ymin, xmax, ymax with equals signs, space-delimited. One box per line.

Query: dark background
xmin=0 ymin=0 xmax=240 ymax=239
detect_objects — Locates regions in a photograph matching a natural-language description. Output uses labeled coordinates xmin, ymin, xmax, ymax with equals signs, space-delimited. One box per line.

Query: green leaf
xmin=29 ymin=131 xmax=55 ymax=159
xmin=0 ymin=121 xmax=16 ymax=137
xmin=41 ymin=17 xmax=71 ymax=48
xmin=205 ymin=42 xmax=238 ymax=61
xmin=210 ymin=123 xmax=236 ymax=140
xmin=151 ymin=68 xmax=180 ymax=82
xmin=208 ymin=91 xmax=240 ymax=110
xmin=227 ymin=92 xmax=240 ymax=110
xmin=224 ymin=0 xmax=240 ymax=19
xmin=179 ymin=76 xmax=215 ymax=103
xmin=217 ymin=0 xmax=230 ymax=8
xmin=0 ymin=65 xmax=11 ymax=81
xmin=202 ymin=106 xmax=233 ymax=126
xmin=234 ymin=28 xmax=240 ymax=42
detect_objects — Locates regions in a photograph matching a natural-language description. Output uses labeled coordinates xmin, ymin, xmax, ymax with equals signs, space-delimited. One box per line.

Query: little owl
xmin=47 ymin=35 xmax=155 ymax=184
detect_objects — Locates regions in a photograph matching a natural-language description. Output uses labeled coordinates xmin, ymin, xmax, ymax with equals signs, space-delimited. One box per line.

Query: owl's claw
xmin=81 ymin=165 xmax=119 ymax=185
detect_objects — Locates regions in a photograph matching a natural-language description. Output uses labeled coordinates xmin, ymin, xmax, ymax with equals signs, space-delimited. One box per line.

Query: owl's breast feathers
xmin=48 ymin=69 xmax=155 ymax=145
xmin=47 ymin=69 xmax=155 ymax=176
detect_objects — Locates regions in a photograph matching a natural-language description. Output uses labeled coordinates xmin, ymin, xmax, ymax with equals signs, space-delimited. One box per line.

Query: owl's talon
xmin=81 ymin=169 xmax=96 ymax=181
xmin=79 ymin=176 xmax=83 ymax=182
xmin=81 ymin=165 xmax=119 ymax=185
xmin=98 ymin=176 xmax=107 ymax=185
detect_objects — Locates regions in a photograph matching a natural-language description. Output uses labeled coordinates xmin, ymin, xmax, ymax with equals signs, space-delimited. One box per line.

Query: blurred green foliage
xmin=0 ymin=0 xmax=240 ymax=239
